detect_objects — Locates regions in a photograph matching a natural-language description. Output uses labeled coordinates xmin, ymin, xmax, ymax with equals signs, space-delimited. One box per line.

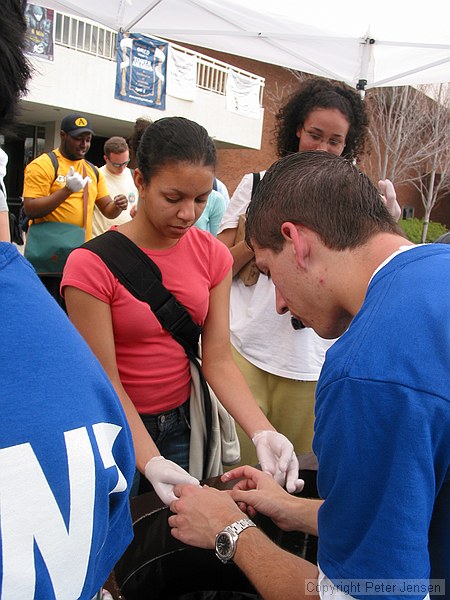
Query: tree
xmin=409 ymin=84 xmax=450 ymax=242
xmin=363 ymin=85 xmax=429 ymax=183
xmin=365 ymin=84 xmax=450 ymax=242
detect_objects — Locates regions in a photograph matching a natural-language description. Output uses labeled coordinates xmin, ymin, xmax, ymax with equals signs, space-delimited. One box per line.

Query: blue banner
xmin=115 ymin=32 xmax=168 ymax=110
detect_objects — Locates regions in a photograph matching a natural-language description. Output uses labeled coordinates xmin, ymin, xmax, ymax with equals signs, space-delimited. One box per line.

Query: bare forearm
xmin=109 ymin=378 xmax=160 ymax=472
xmin=228 ymin=473 xmax=322 ymax=536
xmin=234 ymin=528 xmax=320 ymax=600
xmin=24 ymin=187 xmax=72 ymax=218
xmin=99 ymin=197 xmax=122 ymax=219
xmin=217 ymin=229 xmax=254 ymax=276
xmin=284 ymin=497 xmax=321 ymax=536
xmin=202 ymin=356 xmax=273 ymax=438
xmin=230 ymin=240 xmax=255 ymax=276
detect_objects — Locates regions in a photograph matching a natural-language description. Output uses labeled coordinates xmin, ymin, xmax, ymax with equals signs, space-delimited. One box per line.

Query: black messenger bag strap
xmin=83 ymin=230 xmax=201 ymax=356
xmin=82 ymin=229 xmax=213 ymax=476
xmin=251 ymin=171 xmax=261 ymax=199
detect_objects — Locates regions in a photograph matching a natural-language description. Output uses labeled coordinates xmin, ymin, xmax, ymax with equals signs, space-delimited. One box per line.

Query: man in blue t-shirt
xmin=166 ymin=152 xmax=450 ymax=600
xmin=0 ymin=242 xmax=135 ymax=599
xmin=0 ymin=4 xmax=134 ymax=597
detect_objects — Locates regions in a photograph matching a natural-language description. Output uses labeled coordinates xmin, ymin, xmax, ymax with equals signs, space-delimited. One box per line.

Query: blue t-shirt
xmin=314 ymin=245 xmax=450 ymax=600
xmin=0 ymin=243 xmax=134 ymax=599
xmin=194 ymin=190 xmax=227 ymax=236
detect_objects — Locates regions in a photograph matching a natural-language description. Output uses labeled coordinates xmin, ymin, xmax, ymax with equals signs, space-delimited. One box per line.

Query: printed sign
xmin=24 ymin=3 xmax=54 ymax=61
xmin=115 ymin=32 xmax=168 ymax=110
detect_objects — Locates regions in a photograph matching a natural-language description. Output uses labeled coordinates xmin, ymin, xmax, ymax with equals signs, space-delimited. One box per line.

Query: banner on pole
xmin=115 ymin=32 xmax=168 ymax=110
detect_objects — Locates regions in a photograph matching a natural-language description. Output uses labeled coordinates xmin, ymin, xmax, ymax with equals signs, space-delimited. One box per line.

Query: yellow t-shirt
xmin=23 ymin=149 xmax=109 ymax=240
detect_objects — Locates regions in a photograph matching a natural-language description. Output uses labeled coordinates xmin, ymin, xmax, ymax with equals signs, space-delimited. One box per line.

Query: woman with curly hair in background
xmin=217 ymin=77 xmax=400 ymax=467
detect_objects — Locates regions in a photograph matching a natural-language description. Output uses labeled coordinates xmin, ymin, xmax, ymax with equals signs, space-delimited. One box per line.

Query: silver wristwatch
xmin=215 ymin=517 xmax=256 ymax=563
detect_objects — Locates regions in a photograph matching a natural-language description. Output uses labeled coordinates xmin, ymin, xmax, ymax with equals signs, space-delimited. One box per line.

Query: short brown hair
xmin=246 ymin=151 xmax=404 ymax=252
xmin=104 ymin=136 xmax=129 ymax=157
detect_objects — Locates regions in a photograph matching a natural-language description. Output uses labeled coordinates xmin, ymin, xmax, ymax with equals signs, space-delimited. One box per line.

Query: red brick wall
xmin=186 ymin=44 xmax=302 ymax=195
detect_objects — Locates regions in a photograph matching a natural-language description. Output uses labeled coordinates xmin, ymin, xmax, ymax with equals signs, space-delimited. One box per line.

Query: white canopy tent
xmin=43 ymin=0 xmax=450 ymax=89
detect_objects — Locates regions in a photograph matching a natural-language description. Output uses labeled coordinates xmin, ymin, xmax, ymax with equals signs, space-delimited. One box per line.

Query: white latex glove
xmin=144 ymin=456 xmax=200 ymax=505
xmin=378 ymin=179 xmax=401 ymax=222
xmin=65 ymin=166 xmax=89 ymax=193
xmin=252 ymin=430 xmax=304 ymax=494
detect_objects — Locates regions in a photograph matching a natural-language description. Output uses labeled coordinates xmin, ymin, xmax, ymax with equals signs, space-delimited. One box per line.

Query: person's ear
xmin=281 ymin=222 xmax=309 ymax=269
xmin=133 ymin=168 xmax=146 ymax=195
xmin=103 ymin=154 xmax=108 ymax=163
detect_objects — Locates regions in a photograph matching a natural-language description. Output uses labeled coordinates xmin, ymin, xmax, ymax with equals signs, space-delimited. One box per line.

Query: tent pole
xmin=356 ymin=79 xmax=367 ymax=99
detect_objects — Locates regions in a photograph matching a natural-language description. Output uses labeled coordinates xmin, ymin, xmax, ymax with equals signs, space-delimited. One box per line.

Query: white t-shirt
xmin=218 ymin=171 xmax=335 ymax=380
xmin=92 ymin=165 xmax=138 ymax=237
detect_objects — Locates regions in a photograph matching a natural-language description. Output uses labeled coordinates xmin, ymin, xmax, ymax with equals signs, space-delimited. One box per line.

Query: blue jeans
xmin=130 ymin=399 xmax=190 ymax=497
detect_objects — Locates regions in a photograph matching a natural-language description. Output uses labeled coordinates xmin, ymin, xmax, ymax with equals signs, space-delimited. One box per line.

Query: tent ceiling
xmin=43 ymin=0 xmax=450 ymax=89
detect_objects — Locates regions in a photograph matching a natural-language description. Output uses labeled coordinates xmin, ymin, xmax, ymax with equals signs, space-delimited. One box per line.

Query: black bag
xmin=8 ymin=212 xmax=24 ymax=245
xmin=113 ymin=461 xmax=319 ymax=600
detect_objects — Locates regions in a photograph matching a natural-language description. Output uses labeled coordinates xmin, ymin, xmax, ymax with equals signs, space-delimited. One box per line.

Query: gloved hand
xmin=378 ymin=179 xmax=401 ymax=222
xmin=144 ymin=456 xmax=200 ymax=505
xmin=65 ymin=166 xmax=90 ymax=193
xmin=252 ymin=430 xmax=304 ymax=494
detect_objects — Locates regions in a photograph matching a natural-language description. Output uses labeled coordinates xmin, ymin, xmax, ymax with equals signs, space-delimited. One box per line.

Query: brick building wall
xmin=186 ymin=44 xmax=303 ymax=195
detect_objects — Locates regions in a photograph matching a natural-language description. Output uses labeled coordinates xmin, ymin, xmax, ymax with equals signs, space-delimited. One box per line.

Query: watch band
xmin=215 ymin=517 xmax=256 ymax=563
xmin=225 ymin=517 xmax=256 ymax=536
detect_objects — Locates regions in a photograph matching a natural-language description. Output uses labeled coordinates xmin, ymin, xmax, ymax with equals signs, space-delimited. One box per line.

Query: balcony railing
xmin=55 ymin=12 xmax=117 ymax=60
xmin=54 ymin=12 xmax=265 ymax=105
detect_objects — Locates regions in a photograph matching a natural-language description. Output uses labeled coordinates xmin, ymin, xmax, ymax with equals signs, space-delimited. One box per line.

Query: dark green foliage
xmin=399 ymin=218 xmax=448 ymax=243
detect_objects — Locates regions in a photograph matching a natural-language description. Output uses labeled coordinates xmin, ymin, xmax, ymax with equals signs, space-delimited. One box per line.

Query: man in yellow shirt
xmin=23 ymin=113 xmax=128 ymax=306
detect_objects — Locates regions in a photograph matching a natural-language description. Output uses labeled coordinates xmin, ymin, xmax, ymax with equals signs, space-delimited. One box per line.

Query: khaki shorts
xmin=231 ymin=346 xmax=317 ymax=468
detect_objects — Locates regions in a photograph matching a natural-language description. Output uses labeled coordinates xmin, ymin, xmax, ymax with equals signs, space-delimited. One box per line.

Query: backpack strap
xmin=251 ymin=171 xmax=261 ymax=199
xmin=46 ymin=151 xmax=99 ymax=183
xmin=85 ymin=160 xmax=99 ymax=182
xmin=46 ymin=151 xmax=59 ymax=182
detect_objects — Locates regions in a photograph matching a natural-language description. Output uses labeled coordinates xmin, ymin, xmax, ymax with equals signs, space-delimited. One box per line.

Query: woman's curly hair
xmin=274 ymin=78 xmax=369 ymax=161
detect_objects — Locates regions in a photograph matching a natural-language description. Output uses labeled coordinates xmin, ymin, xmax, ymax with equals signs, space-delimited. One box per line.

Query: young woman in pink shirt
xmin=62 ymin=117 xmax=302 ymax=505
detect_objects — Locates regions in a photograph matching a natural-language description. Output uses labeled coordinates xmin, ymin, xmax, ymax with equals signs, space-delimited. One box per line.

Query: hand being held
xmin=144 ymin=456 xmax=200 ymax=506
xmin=169 ymin=483 xmax=244 ymax=549
xmin=65 ymin=166 xmax=89 ymax=193
xmin=223 ymin=465 xmax=297 ymax=529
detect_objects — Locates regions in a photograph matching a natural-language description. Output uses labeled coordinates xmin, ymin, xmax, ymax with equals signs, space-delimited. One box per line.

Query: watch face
xmin=216 ymin=532 xmax=234 ymax=562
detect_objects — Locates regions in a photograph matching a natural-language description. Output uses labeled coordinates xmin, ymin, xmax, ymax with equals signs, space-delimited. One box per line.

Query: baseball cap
xmin=60 ymin=113 xmax=94 ymax=137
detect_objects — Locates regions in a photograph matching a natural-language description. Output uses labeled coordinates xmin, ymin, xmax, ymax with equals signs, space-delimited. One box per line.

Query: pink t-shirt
xmin=62 ymin=227 xmax=232 ymax=414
